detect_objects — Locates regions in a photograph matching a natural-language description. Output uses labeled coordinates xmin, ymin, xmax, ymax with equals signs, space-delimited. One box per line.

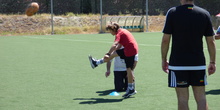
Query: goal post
xmin=101 ymin=16 xmax=145 ymax=32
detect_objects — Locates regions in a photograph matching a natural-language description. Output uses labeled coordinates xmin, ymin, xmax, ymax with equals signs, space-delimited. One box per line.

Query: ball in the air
xmin=25 ymin=2 xmax=39 ymax=16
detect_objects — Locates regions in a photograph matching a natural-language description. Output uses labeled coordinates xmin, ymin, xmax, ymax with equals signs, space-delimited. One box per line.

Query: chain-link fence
xmin=1 ymin=0 xmax=219 ymax=15
xmin=0 ymin=0 xmax=219 ymax=35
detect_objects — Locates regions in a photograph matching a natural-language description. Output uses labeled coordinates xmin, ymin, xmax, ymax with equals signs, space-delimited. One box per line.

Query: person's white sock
xmin=128 ymin=83 xmax=134 ymax=90
xmin=96 ymin=58 xmax=104 ymax=65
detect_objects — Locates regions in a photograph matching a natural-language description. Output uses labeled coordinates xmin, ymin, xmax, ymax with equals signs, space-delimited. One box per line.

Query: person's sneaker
xmin=88 ymin=55 xmax=98 ymax=69
xmin=122 ymin=89 xmax=137 ymax=98
xmin=122 ymin=89 xmax=129 ymax=97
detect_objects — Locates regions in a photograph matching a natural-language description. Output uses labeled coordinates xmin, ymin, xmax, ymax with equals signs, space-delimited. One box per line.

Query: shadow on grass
xmin=96 ymin=89 xmax=115 ymax=96
xmin=73 ymin=89 xmax=135 ymax=104
xmin=73 ymin=98 xmax=123 ymax=104
xmin=206 ymin=89 xmax=220 ymax=95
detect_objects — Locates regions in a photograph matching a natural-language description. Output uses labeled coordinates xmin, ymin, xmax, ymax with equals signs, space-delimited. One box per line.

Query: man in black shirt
xmin=161 ymin=0 xmax=216 ymax=109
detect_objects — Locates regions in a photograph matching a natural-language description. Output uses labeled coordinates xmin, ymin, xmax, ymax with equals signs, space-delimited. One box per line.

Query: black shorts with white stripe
xmin=168 ymin=70 xmax=207 ymax=87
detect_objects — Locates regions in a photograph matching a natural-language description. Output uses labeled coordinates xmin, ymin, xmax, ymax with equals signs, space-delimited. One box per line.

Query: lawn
xmin=0 ymin=32 xmax=219 ymax=110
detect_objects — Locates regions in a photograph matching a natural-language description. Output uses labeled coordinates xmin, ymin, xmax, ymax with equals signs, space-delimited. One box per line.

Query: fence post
xmin=100 ymin=0 xmax=103 ymax=33
xmin=146 ymin=0 xmax=148 ymax=32
xmin=51 ymin=0 xmax=55 ymax=35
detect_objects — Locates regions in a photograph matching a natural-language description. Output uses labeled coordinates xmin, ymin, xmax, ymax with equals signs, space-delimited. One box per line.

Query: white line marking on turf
xmin=139 ymin=44 xmax=160 ymax=47
xmin=22 ymin=36 xmax=113 ymax=44
xmin=22 ymin=36 xmax=220 ymax=50
xmin=22 ymin=36 xmax=161 ymax=47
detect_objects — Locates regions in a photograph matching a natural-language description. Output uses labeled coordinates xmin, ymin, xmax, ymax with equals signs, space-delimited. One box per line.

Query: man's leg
xmin=175 ymin=87 xmax=189 ymax=110
xmin=192 ymin=86 xmax=208 ymax=110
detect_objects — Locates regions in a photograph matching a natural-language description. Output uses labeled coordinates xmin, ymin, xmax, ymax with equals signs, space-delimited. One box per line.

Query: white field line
xmin=22 ymin=36 xmax=220 ymax=50
xmin=22 ymin=36 xmax=113 ymax=44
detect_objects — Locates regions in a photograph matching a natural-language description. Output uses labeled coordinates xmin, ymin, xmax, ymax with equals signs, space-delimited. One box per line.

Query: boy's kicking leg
xmin=88 ymin=52 xmax=118 ymax=69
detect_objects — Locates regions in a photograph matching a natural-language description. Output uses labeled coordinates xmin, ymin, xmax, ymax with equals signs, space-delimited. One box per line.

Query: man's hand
xmin=215 ymin=34 xmax=220 ymax=40
xmin=208 ymin=62 xmax=216 ymax=75
xmin=162 ymin=60 xmax=169 ymax=73
xmin=103 ymin=55 xmax=109 ymax=62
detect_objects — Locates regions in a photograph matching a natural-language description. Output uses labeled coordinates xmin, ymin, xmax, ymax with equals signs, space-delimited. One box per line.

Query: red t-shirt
xmin=114 ymin=29 xmax=138 ymax=57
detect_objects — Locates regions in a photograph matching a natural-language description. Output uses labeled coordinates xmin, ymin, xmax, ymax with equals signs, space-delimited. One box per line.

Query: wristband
xmin=106 ymin=53 xmax=111 ymax=56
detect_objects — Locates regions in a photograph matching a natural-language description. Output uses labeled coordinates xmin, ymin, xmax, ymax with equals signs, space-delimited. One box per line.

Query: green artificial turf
xmin=0 ymin=33 xmax=219 ymax=110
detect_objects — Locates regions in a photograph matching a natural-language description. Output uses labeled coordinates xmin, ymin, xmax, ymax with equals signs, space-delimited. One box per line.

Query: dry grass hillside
xmin=1 ymin=14 xmax=219 ymax=36
xmin=0 ymin=14 xmax=167 ymax=36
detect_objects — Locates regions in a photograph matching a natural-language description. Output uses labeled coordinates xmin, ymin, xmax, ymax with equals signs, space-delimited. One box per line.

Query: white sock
xmin=128 ymin=83 xmax=134 ymax=90
xmin=96 ymin=58 xmax=104 ymax=65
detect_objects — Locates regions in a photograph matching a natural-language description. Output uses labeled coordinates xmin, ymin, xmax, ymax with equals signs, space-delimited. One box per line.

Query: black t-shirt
xmin=163 ymin=4 xmax=214 ymax=67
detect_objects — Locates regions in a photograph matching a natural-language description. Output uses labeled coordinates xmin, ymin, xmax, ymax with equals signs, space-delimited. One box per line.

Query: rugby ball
xmin=25 ymin=2 xmax=39 ymax=16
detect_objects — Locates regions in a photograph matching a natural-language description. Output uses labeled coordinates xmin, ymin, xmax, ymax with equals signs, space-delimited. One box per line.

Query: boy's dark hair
xmin=106 ymin=22 xmax=120 ymax=32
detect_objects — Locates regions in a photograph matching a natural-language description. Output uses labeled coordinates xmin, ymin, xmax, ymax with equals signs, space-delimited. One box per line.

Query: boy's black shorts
xmin=116 ymin=49 xmax=135 ymax=69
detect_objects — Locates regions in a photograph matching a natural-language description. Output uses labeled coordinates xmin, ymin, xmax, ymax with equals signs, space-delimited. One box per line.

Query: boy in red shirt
xmin=89 ymin=22 xmax=138 ymax=98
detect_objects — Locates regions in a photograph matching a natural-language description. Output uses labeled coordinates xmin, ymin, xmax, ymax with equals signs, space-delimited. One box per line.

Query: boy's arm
xmin=105 ymin=61 xmax=112 ymax=77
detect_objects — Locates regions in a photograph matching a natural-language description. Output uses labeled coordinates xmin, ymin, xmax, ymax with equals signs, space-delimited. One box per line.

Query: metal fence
xmin=0 ymin=0 xmax=219 ymax=35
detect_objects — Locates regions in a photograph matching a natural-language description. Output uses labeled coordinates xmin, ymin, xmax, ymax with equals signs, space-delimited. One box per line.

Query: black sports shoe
xmin=88 ymin=55 xmax=98 ymax=69
xmin=122 ymin=89 xmax=137 ymax=98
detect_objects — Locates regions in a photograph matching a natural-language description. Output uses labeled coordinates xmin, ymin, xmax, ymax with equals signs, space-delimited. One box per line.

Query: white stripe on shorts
xmin=170 ymin=71 xmax=177 ymax=87
xmin=204 ymin=74 xmax=208 ymax=85
xmin=168 ymin=65 xmax=206 ymax=70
